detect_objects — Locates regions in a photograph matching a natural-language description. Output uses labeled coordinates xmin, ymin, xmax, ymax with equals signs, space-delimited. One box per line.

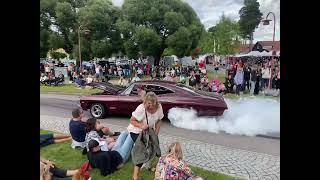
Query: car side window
xmin=146 ymin=85 xmax=173 ymax=95
xmin=130 ymin=85 xmax=146 ymax=96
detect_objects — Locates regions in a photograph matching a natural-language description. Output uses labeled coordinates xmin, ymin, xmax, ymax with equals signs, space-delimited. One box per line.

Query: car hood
xmin=87 ymin=82 xmax=125 ymax=95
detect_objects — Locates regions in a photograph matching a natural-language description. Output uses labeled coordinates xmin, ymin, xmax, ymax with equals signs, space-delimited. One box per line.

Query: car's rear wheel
xmin=90 ymin=103 xmax=106 ymax=119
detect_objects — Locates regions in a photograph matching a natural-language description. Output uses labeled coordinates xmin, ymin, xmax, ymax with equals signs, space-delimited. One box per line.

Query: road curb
xmin=40 ymin=92 xmax=84 ymax=96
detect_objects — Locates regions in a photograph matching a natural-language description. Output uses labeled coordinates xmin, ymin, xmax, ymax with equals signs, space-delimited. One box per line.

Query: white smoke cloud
xmin=168 ymin=97 xmax=280 ymax=136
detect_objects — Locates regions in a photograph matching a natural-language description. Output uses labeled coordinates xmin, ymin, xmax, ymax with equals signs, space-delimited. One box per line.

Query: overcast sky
xmin=112 ymin=0 xmax=280 ymax=42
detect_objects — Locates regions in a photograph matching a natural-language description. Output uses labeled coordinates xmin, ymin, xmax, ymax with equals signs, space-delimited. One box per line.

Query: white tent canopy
xmin=235 ymin=51 xmax=276 ymax=57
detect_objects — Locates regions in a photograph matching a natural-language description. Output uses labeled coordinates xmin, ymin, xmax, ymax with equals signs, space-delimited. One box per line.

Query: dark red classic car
xmin=80 ymin=80 xmax=228 ymax=118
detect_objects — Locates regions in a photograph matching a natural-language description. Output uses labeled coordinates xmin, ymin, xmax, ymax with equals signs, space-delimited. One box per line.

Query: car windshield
xmin=121 ymin=84 xmax=134 ymax=95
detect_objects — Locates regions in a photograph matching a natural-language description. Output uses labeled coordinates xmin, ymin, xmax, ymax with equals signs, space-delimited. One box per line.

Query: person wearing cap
xmin=87 ymin=130 xmax=134 ymax=176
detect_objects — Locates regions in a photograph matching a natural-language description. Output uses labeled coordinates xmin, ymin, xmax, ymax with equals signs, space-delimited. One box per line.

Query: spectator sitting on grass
xmin=118 ymin=76 xmax=125 ymax=86
xmin=54 ymin=72 xmax=64 ymax=86
xmin=40 ymin=133 xmax=71 ymax=147
xmin=179 ymin=74 xmax=186 ymax=84
xmin=86 ymin=74 xmax=93 ymax=84
xmin=131 ymin=73 xmax=141 ymax=83
xmin=137 ymin=67 xmax=143 ymax=77
xmin=155 ymin=142 xmax=203 ymax=180
xmin=40 ymin=158 xmax=80 ymax=180
xmin=69 ymin=108 xmax=87 ymax=149
xmin=87 ymin=131 xmax=134 ymax=176
xmin=84 ymin=118 xmax=116 ymax=152
xmin=40 ymin=73 xmax=49 ymax=84
xmin=163 ymin=72 xmax=174 ymax=81
xmin=75 ymin=75 xmax=85 ymax=87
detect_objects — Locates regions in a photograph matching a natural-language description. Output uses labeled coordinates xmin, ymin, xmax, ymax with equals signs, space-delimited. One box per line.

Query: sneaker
xmin=113 ymin=132 xmax=121 ymax=136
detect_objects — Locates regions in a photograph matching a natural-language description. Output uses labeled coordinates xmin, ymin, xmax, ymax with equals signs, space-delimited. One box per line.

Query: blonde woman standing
xmin=127 ymin=92 xmax=164 ymax=180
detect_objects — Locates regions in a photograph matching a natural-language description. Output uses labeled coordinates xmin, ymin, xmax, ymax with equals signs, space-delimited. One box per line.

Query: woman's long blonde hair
xmin=143 ymin=91 xmax=160 ymax=109
xmin=167 ymin=142 xmax=183 ymax=160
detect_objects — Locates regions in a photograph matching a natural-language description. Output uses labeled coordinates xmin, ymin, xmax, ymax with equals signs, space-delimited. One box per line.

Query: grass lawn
xmin=40 ymin=129 xmax=237 ymax=180
xmin=40 ymin=84 xmax=102 ymax=95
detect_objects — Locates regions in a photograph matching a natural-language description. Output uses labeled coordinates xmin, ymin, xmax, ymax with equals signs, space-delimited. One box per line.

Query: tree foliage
xmin=202 ymin=14 xmax=241 ymax=56
xmin=40 ymin=0 xmax=204 ymax=65
xmin=238 ymin=0 xmax=263 ymax=40
xmin=120 ymin=0 xmax=204 ymax=65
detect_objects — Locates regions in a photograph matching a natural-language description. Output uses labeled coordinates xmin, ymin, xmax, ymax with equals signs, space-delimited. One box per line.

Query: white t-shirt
xmin=95 ymin=67 xmax=100 ymax=74
xmin=127 ymin=103 xmax=164 ymax=134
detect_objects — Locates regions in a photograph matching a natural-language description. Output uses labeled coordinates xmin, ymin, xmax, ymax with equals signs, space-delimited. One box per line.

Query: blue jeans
xmin=112 ymin=130 xmax=134 ymax=162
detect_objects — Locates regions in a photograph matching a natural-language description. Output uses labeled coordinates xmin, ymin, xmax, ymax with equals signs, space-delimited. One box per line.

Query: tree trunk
xmin=154 ymin=34 xmax=167 ymax=66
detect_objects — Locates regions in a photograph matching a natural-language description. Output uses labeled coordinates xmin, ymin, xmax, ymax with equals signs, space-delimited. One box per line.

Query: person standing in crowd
xmin=234 ymin=67 xmax=244 ymax=95
xmin=224 ymin=75 xmax=234 ymax=94
xmin=254 ymin=67 xmax=262 ymax=95
xmin=273 ymin=66 xmax=280 ymax=91
xmin=95 ymin=65 xmax=100 ymax=78
xmin=127 ymin=92 xmax=164 ymax=180
xmin=250 ymin=67 xmax=257 ymax=95
xmin=45 ymin=64 xmax=51 ymax=76
xmin=188 ymin=71 xmax=196 ymax=88
xmin=261 ymin=64 xmax=271 ymax=91
xmin=200 ymin=74 xmax=209 ymax=91
xmin=195 ymin=70 xmax=201 ymax=90
xmin=243 ymin=65 xmax=251 ymax=91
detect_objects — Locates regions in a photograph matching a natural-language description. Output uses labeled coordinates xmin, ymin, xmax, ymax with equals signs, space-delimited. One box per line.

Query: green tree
xmin=48 ymin=33 xmax=65 ymax=49
xmin=49 ymin=49 xmax=68 ymax=60
xmin=198 ymin=31 xmax=215 ymax=54
xmin=55 ymin=1 xmax=77 ymax=53
xmin=209 ymin=14 xmax=241 ymax=55
xmin=40 ymin=29 xmax=50 ymax=58
xmin=120 ymin=0 xmax=204 ymax=65
xmin=77 ymin=0 xmax=123 ymax=59
xmin=238 ymin=0 xmax=263 ymax=41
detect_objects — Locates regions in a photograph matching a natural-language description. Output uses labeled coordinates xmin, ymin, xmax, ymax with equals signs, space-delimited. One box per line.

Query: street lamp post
xmin=78 ymin=25 xmax=90 ymax=73
xmin=262 ymin=11 xmax=276 ymax=89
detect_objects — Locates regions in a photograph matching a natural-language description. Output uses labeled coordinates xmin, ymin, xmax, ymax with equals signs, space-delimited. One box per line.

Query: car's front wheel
xmin=90 ymin=103 xmax=106 ymax=119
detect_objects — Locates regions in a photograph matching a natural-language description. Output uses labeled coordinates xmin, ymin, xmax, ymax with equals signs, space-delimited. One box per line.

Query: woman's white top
xmin=127 ymin=103 xmax=164 ymax=134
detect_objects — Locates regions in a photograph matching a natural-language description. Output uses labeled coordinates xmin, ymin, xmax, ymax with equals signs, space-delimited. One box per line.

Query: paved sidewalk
xmin=41 ymin=115 xmax=280 ymax=180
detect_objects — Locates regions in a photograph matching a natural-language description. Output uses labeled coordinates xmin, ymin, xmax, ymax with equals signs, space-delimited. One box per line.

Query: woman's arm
xmin=155 ymin=120 xmax=161 ymax=135
xmin=130 ymin=116 xmax=146 ymax=129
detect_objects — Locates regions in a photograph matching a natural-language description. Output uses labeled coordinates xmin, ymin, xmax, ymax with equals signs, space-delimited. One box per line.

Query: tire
xmin=90 ymin=103 xmax=106 ymax=119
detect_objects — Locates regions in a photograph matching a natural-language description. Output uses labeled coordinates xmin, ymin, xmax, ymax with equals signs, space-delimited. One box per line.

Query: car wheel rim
xmin=92 ymin=105 xmax=102 ymax=117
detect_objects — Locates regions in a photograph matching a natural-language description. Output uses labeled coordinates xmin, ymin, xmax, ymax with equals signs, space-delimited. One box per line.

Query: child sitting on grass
xmin=155 ymin=142 xmax=203 ymax=180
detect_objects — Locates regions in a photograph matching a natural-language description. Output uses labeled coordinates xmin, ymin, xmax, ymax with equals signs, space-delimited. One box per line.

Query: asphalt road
xmin=40 ymin=93 xmax=280 ymax=156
